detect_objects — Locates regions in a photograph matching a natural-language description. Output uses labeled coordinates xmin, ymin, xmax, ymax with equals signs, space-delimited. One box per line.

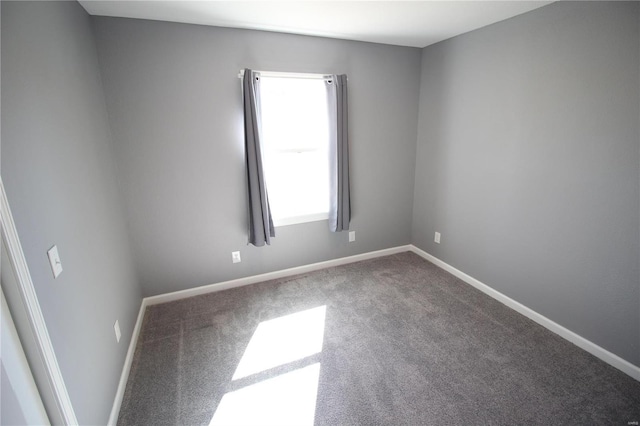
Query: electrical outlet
xmin=434 ymin=232 xmax=441 ymax=244
xmin=349 ymin=231 xmax=356 ymax=242
xmin=232 ymin=251 xmax=241 ymax=263
xmin=114 ymin=320 xmax=121 ymax=343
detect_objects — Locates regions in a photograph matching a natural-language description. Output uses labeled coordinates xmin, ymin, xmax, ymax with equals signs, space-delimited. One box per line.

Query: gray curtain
xmin=243 ymin=68 xmax=275 ymax=246
xmin=327 ymin=74 xmax=351 ymax=232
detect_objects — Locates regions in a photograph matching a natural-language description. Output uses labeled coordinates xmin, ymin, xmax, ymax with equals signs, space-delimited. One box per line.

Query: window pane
xmin=265 ymin=151 xmax=329 ymax=220
xmin=259 ymin=76 xmax=330 ymax=224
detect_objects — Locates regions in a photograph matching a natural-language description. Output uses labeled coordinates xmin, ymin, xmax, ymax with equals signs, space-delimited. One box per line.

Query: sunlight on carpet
xmin=232 ymin=306 xmax=326 ymax=380
xmin=210 ymin=363 xmax=321 ymax=426
xmin=210 ymin=306 xmax=326 ymax=425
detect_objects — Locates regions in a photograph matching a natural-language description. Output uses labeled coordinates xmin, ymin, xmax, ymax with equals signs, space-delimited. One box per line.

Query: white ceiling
xmin=79 ymin=1 xmax=553 ymax=48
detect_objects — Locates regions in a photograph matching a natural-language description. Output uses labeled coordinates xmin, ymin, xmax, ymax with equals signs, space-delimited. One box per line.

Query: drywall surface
xmin=413 ymin=2 xmax=640 ymax=366
xmin=92 ymin=17 xmax=421 ymax=296
xmin=1 ymin=2 xmax=142 ymax=423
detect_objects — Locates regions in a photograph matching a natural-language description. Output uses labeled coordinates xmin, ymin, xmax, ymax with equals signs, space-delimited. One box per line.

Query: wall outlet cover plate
xmin=47 ymin=245 xmax=63 ymax=278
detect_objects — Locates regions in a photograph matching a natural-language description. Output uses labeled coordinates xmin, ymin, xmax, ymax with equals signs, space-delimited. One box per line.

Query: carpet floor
xmin=117 ymin=252 xmax=640 ymax=425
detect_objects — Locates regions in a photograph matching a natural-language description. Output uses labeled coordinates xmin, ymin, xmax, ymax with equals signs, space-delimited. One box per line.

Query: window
xmin=242 ymin=68 xmax=350 ymax=246
xmin=258 ymin=74 xmax=331 ymax=227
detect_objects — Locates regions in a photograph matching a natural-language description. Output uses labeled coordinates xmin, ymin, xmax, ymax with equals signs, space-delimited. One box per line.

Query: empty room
xmin=1 ymin=1 xmax=639 ymax=424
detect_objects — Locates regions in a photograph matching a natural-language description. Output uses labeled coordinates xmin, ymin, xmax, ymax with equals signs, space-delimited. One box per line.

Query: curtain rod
xmin=238 ymin=69 xmax=333 ymax=80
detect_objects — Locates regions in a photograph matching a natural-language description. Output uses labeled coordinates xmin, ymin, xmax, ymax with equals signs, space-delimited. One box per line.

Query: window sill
xmin=273 ymin=212 xmax=329 ymax=228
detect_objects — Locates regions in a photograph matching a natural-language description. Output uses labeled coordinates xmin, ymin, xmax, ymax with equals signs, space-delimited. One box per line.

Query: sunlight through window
xmin=232 ymin=306 xmax=326 ymax=380
xmin=210 ymin=363 xmax=321 ymax=426
xmin=210 ymin=306 xmax=327 ymax=426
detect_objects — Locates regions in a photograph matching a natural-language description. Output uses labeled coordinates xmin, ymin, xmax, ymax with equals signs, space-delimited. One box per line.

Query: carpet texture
xmin=117 ymin=252 xmax=640 ymax=425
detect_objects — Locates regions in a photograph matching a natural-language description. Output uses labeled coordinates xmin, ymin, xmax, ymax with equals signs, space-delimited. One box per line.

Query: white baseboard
xmin=109 ymin=245 xmax=411 ymax=421
xmin=109 ymin=243 xmax=640 ymax=422
xmin=144 ymin=245 xmax=412 ymax=306
xmin=408 ymin=245 xmax=640 ymax=382
xmin=107 ymin=299 xmax=148 ymax=426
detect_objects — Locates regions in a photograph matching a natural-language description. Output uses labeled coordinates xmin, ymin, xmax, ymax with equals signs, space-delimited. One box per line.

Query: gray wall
xmin=3 ymin=4 xmax=638 ymax=423
xmin=413 ymin=1 xmax=640 ymax=366
xmin=1 ymin=2 xmax=142 ymax=424
xmin=91 ymin=17 xmax=421 ymax=297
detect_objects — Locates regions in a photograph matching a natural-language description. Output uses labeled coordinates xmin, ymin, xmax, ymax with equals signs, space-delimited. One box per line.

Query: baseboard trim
xmin=408 ymin=245 xmax=640 ymax=382
xmin=144 ymin=245 xmax=413 ymax=306
xmin=110 ymin=243 xmax=639 ymax=421
xmin=109 ymin=245 xmax=412 ymax=421
xmin=107 ymin=300 xmax=147 ymax=426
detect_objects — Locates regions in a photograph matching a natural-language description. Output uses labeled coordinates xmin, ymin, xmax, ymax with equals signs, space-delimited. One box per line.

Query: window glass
xmin=259 ymin=76 xmax=330 ymax=226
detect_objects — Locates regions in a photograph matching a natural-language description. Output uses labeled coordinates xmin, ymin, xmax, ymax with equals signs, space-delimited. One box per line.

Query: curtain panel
xmin=243 ymin=68 xmax=275 ymax=246
xmin=327 ymin=74 xmax=351 ymax=232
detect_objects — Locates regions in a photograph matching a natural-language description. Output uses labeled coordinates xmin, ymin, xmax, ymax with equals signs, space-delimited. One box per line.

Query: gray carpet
xmin=117 ymin=252 xmax=640 ymax=425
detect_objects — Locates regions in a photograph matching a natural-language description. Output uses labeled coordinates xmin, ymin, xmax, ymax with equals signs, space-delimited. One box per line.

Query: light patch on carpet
xmin=210 ymin=363 xmax=321 ymax=426
xmin=209 ymin=306 xmax=326 ymax=425
xmin=232 ymin=306 xmax=326 ymax=380
xmin=209 ymin=363 xmax=320 ymax=426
